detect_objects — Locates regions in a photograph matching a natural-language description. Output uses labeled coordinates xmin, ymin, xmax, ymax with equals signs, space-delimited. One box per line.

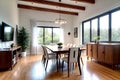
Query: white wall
xmin=73 ymin=0 xmax=120 ymax=45
xmin=0 ymin=0 xmax=19 ymax=48
xmin=19 ymin=9 xmax=75 ymax=54
xmin=19 ymin=0 xmax=120 ymax=54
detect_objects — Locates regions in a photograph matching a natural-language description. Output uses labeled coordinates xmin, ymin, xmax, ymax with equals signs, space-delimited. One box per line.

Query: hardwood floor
xmin=0 ymin=54 xmax=120 ymax=80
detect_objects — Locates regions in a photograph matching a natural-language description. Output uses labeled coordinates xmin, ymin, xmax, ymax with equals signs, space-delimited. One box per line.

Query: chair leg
xmin=81 ymin=57 xmax=84 ymax=65
xmin=68 ymin=63 xmax=70 ymax=77
xmin=42 ymin=55 xmax=44 ymax=61
xmin=78 ymin=58 xmax=82 ymax=75
xmin=43 ymin=57 xmax=46 ymax=66
xmin=42 ymin=55 xmax=45 ymax=64
xmin=58 ymin=58 xmax=61 ymax=68
xmin=45 ymin=60 xmax=48 ymax=70
xmin=62 ymin=61 xmax=64 ymax=71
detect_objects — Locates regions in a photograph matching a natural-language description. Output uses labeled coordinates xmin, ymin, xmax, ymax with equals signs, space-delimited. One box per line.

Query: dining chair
xmin=66 ymin=43 xmax=70 ymax=47
xmin=41 ymin=45 xmax=57 ymax=70
xmin=79 ymin=45 xmax=86 ymax=65
xmin=63 ymin=43 xmax=74 ymax=57
xmin=62 ymin=47 xmax=82 ymax=77
xmin=69 ymin=43 xmax=73 ymax=47
xmin=72 ymin=44 xmax=76 ymax=47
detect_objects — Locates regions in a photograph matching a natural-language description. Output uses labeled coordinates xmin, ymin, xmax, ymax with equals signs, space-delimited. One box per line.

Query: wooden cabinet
xmin=0 ymin=51 xmax=12 ymax=69
xmin=92 ymin=44 xmax=98 ymax=60
xmin=104 ymin=45 xmax=113 ymax=64
xmin=87 ymin=43 xmax=120 ymax=68
xmin=86 ymin=44 xmax=93 ymax=59
xmin=104 ymin=45 xmax=120 ymax=65
xmin=113 ymin=45 xmax=120 ymax=64
xmin=0 ymin=46 xmax=21 ymax=70
xmin=98 ymin=45 xmax=105 ymax=62
xmin=86 ymin=43 xmax=98 ymax=60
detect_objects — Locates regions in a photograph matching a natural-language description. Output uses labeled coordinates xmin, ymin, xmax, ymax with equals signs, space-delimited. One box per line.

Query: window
xmin=99 ymin=15 xmax=109 ymax=41
xmin=45 ymin=28 xmax=52 ymax=45
xmin=82 ymin=7 xmax=120 ymax=44
xmin=53 ymin=28 xmax=60 ymax=43
xmin=111 ymin=10 xmax=120 ymax=41
xmin=91 ymin=18 xmax=98 ymax=41
xmin=37 ymin=27 xmax=61 ymax=45
xmin=83 ymin=21 xmax=90 ymax=44
xmin=38 ymin=28 xmax=43 ymax=44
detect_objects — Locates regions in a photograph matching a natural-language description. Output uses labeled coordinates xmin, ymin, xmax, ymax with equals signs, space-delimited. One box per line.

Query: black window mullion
xmin=90 ymin=20 xmax=92 ymax=42
xmin=52 ymin=28 xmax=53 ymax=43
xmin=98 ymin=17 xmax=100 ymax=38
xmin=43 ymin=28 xmax=45 ymax=45
xmin=109 ymin=13 xmax=112 ymax=42
xmin=82 ymin=22 xmax=84 ymax=44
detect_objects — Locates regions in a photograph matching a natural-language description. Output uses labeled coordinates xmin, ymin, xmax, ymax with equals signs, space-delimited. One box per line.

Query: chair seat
xmin=48 ymin=54 xmax=56 ymax=59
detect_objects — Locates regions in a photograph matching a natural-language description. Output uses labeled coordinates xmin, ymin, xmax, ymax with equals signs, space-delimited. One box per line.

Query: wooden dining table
xmin=46 ymin=45 xmax=86 ymax=75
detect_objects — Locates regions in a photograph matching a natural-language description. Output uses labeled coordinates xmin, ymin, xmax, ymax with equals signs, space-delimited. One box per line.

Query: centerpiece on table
xmin=57 ymin=42 xmax=63 ymax=48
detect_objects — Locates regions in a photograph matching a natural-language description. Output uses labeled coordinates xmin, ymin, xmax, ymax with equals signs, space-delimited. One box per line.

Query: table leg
xmin=78 ymin=51 xmax=82 ymax=75
xmin=56 ymin=53 xmax=59 ymax=71
xmin=77 ymin=57 xmax=81 ymax=75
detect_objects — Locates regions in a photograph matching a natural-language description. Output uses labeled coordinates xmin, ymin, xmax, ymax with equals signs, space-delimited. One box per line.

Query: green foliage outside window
xmin=38 ymin=28 xmax=60 ymax=45
xmin=112 ymin=28 xmax=120 ymax=41
xmin=38 ymin=28 xmax=43 ymax=44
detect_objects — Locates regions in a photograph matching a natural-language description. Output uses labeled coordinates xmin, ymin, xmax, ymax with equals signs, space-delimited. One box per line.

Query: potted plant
xmin=93 ymin=36 xmax=100 ymax=44
xmin=17 ymin=27 xmax=29 ymax=57
xmin=57 ymin=42 xmax=63 ymax=48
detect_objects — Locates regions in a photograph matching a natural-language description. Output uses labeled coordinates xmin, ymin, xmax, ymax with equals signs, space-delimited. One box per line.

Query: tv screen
xmin=0 ymin=22 xmax=14 ymax=42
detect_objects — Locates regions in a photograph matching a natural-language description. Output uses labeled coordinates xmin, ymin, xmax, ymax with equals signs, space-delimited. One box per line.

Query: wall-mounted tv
xmin=0 ymin=22 xmax=14 ymax=42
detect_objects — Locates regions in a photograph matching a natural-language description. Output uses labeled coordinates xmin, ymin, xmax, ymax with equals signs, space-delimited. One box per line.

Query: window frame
xmin=37 ymin=26 xmax=60 ymax=45
xmin=82 ymin=7 xmax=120 ymax=44
xmin=99 ymin=14 xmax=109 ymax=41
xmin=82 ymin=20 xmax=91 ymax=44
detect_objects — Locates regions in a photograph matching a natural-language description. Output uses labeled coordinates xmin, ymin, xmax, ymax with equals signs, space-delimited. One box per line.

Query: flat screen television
xmin=0 ymin=22 xmax=14 ymax=42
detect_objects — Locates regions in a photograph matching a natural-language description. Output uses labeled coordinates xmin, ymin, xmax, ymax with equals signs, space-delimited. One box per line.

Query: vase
xmin=22 ymin=52 xmax=27 ymax=57
xmin=58 ymin=45 xmax=62 ymax=48
xmin=95 ymin=40 xmax=99 ymax=44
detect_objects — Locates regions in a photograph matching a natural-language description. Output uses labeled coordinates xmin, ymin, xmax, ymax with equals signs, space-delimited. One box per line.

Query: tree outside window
xmin=37 ymin=27 xmax=61 ymax=45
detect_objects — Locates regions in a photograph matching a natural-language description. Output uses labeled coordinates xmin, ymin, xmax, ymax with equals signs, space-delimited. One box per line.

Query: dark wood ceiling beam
xmin=18 ymin=4 xmax=78 ymax=16
xmin=20 ymin=0 xmax=85 ymax=10
xmin=72 ymin=0 xmax=95 ymax=4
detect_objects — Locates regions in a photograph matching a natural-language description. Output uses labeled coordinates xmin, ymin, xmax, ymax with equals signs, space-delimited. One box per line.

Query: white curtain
xmin=32 ymin=26 xmax=38 ymax=54
xmin=31 ymin=27 xmax=43 ymax=55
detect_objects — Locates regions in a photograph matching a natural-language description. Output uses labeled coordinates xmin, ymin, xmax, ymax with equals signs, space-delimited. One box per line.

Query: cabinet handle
xmin=103 ymin=51 xmax=104 ymax=54
xmin=91 ymin=49 xmax=92 ymax=52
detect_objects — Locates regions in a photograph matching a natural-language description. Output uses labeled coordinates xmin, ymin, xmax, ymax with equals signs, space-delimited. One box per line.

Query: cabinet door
xmin=104 ymin=45 xmax=113 ymax=64
xmin=98 ymin=45 xmax=105 ymax=62
xmin=87 ymin=44 xmax=93 ymax=58
xmin=0 ymin=51 xmax=12 ymax=69
xmin=113 ymin=45 xmax=119 ymax=65
xmin=92 ymin=44 xmax=98 ymax=60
